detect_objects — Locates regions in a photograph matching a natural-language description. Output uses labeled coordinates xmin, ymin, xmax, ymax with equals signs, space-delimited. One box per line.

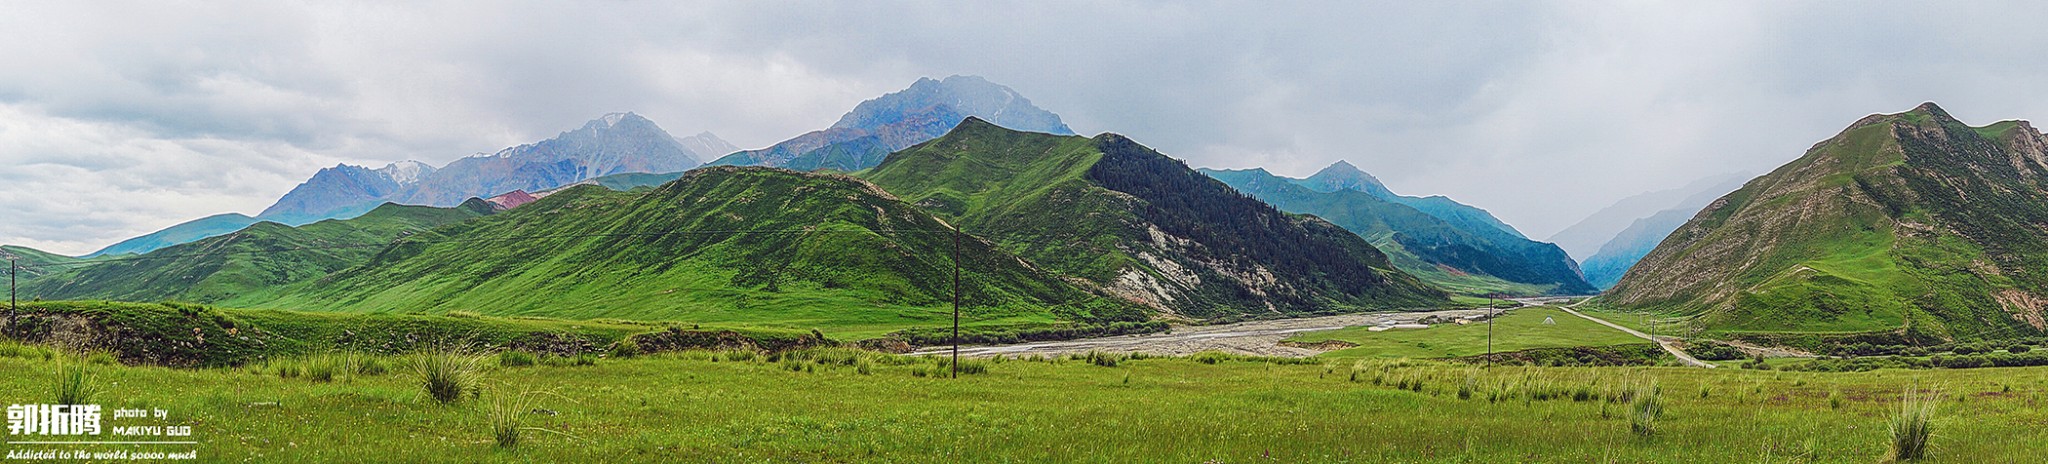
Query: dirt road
xmin=908 ymin=307 xmax=1506 ymax=358
xmin=1554 ymin=299 xmax=1717 ymax=368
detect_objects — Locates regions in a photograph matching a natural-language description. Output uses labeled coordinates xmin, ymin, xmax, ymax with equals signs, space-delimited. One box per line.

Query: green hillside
xmin=259 ymin=166 xmax=1142 ymax=339
xmin=1609 ymin=103 xmax=2048 ymax=343
xmin=19 ymin=203 xmax=488 ymax=304
xmin=863 ymin=118 xmax=1448 ymax=318
xmin=1204 ymin=167 xmax=1594 ymax=296
xmin=2 ymin=245 xmax=80 ymax=278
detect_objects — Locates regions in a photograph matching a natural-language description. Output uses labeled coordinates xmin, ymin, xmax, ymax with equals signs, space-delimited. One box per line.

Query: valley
xmin=9 ymin=74 xmax=2048 ymax=462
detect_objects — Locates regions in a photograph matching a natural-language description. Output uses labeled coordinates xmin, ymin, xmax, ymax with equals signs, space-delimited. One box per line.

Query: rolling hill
xmin=862 ymin=118 xmax=1448 ymax=318
xmin=21 ymin=202 xmax=491 ymax=304
xmin=256 ymin=166 xmax=1144 ymax=337
xmin=2 ymin=245 xmax=81 ymax=278
xmin=1608 ymin=103 xmax=2048 ymax=343
xmin=1203 ymin=167 xmax=1595 ymax=296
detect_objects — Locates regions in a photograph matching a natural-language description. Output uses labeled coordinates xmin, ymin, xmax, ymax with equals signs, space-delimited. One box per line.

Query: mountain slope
xmin=258 ymin=166 xmax=1142 ymax=336
xmin=1549 ymin=172 xmax=1751 ymax=262
xmin=2 ymin=245 xmax=80 ymax=278
xmin=86 ymin=213 xmax=263 ymax=258
xmin=1608 ymin=103 xmax=2048 ymax=342
xmin=256 ymin=113 xmax=710 ymax=226
xmin=22 ymin=203 xmax=487 ymax=304
xmin=1578 ymin=178 xmax=1749 ymax=289
xmin=863 ymin=118 xmax=1447 ymax=318
xmin=1292 ymin=161 xmax=1526 ymax=239
xmin=1205 ymin=168 xmax=1595 ymax=296
xmin=709 ymin=75 xmax=1075 ymax=172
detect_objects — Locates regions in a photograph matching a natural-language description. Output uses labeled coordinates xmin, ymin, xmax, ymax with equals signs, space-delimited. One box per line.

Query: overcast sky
xmin=5 ymin=1 xmax=2048 ymax=255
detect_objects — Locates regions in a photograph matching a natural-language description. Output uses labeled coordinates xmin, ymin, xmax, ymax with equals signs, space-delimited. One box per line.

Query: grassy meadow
xmin=1 ymin=342 xmax=2044 ymax=463
xmin=1291 ymin=307 xmax=1649 ymax=360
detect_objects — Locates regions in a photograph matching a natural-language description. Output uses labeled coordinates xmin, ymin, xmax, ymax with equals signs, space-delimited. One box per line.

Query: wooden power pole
xmin=951 ymin=230 xmax=961 ymax=379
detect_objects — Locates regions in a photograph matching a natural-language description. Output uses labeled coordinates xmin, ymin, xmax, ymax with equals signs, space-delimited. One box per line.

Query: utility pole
xmin=8 ymin=258 xmax=15 ymax=324
xmin=951 ymin=229 xmax=961 ymax=379
xmin=1487 ymin=293 xmax=1495 ymax=356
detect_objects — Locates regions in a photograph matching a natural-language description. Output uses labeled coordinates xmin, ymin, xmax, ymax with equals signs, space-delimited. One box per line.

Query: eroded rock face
xmin=1610 ymin=102 xmax=2048 ymax=340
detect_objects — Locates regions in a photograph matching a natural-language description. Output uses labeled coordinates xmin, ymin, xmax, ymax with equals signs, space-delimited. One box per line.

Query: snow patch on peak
xmin=596 ymin=112 xmax=634 ymax=128
xmin=377 ymin=160 xmax=435 ymax=184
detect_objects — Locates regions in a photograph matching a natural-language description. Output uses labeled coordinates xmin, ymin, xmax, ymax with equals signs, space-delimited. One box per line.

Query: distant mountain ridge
xmin=1290 ymin=161 xmax=1527 ymax=240
xmin=1548 ymin=172 xmax=1750 ymax=263
xmin=1576 ymin=176 xmax=1749 ymax=289
xmin=85 ymin=213 xmax=261 ymax=258
xmin=1205 ymin=166 xmax=1595 ymax=296
xmin=709 ymin=75 xmax=1075 ymax=172
xmin=1610 ymin=102 xmax=2048 ymax=342
xmin=259 ymin=112 xmax=715 ymax=225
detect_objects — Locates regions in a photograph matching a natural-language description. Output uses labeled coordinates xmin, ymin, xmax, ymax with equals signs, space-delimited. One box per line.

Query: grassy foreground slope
xmin=261 ymin=167 xmax=1143 ymax=339
xmin=864 ymin=118 xmax=1447 ymax=318
xmin=1205 ymin=167 xmax=1593 ymax=296
xmin=1610 ymin=103 xmax=2048 ymax=343
xmin=0 ymin=346 xmax=2042 ymax=462
xmin=19 ymin=203 xmax=488 ymax=304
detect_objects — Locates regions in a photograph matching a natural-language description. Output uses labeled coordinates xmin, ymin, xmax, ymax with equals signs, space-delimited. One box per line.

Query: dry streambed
xmin=912 ymin=308 xmax=1505 ymax=358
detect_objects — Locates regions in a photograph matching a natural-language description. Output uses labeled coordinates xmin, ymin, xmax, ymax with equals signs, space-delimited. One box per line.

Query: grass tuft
xmin=413 ymin=350 xmax=487 ymax=404
xmin=1884 ymin=388 xmax=1939 ymax=462
xmin=1629 ymin=381 xmax=1662 ymax=437
xmin=54 ymin=358 xmax=98 ymax=405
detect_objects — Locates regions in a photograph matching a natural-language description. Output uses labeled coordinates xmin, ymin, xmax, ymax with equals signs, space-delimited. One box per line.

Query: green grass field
xmin=0 ymin=345 xmax=2043 ymax=462
xmin=1290 ymin=307 xmax=1648 ymax=359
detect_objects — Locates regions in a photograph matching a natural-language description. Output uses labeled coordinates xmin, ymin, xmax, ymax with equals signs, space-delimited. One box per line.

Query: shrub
xmin=2009 ymin=344 xmax=2031 ymax=354
xmin=1885 ymin=389 xmax=1939 ymax=462
xmin=1684 ymin=342 xmax=1746 ymax=361
xmin=1082 ymin=351 xmax=1121 ymax=367
xmin=609 ymin=339 xmax=640 ymax=359
xmin=414 ymin=350 xmax=486 ymax=404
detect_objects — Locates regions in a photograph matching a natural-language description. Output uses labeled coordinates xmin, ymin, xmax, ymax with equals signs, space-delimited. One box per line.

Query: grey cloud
xmin=5 ymin=1 xmax=2048 ymax=253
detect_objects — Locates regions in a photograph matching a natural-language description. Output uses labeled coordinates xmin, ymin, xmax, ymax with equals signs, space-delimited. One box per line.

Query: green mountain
xmin=1608 ymin=103 xmax=2048 ymax=342
xmin=1293 ymin=161 xmax=1527 ymax=239
xmin=2 ymin=245 xmax=81 ymax=279
xmin=258 ymin=166 xmax=1141 ymax=338
xmin=20 ymin=203 xmax=489 ymax=304
xmin=862 ymin=118 xmax=1448 ymax=318
xmin=1203 ymin=168 xmax=1595 ymax=296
